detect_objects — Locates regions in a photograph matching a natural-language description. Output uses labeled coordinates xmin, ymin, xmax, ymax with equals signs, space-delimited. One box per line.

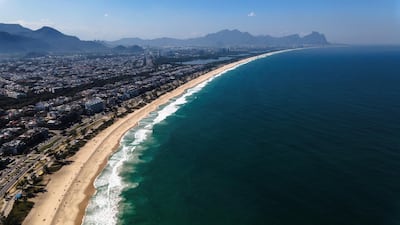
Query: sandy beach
xmin=23 ymin=49 xmax=293 ymax=225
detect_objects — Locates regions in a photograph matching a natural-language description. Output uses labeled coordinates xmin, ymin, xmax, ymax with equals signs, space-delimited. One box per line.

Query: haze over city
xmin=0 ymin=0 xmax=399 ymax=44
xmin=1 ymin=0 xmax=400 ymax=225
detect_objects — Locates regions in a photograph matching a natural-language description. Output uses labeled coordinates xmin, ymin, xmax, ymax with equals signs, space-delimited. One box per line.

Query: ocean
xmin=83 ymin=47 xmax=400 ymax=225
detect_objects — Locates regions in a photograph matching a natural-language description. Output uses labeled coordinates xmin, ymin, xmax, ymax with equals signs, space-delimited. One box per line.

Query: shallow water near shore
xmin=82 ymin=58 xmax=235 ymax=225
xmin=85 ymin=47 xmax=400 ymax=225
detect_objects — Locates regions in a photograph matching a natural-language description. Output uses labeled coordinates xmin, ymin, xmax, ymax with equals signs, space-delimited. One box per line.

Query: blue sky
xmin=0 ymin=0 xmax=399 ymax=44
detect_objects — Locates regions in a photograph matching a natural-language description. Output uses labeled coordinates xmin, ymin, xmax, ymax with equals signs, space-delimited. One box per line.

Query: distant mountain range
xmin=0 ymin=23 xmax=329 ymax=54
xmin=0 ymin=23 xmax=108 ymax=53
xmin=109 ymin=29 xmax=329 ymax=48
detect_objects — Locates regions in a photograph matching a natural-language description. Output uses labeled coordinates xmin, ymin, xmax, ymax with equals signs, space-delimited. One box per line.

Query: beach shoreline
xmin=23 ymin=49 xmax=297 ymax=225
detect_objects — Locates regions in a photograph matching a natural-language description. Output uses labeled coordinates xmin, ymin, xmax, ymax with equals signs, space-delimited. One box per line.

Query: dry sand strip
xmin=23 ymin=49 xmax=296 ymax=225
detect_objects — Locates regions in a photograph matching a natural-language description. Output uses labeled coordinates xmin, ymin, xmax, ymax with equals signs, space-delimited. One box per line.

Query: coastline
xmin=23 ymin=48 xmax=298 ymax=225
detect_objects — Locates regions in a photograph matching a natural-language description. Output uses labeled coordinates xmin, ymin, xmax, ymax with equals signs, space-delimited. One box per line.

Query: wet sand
xmin=23 ymin=49 xmax=295 ymax=225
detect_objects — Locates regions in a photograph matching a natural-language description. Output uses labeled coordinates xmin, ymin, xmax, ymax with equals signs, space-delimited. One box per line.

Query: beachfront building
xmin=84 ymin=98 xmax=105 ymax=115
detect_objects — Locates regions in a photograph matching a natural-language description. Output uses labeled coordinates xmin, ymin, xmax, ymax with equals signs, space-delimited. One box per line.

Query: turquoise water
xmin=84 ymin=47 xmax=400 ymax=225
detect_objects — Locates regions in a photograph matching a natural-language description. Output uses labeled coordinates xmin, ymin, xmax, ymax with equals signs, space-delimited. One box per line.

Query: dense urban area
xmin=0 ymin=47 xmax=261 ymax=223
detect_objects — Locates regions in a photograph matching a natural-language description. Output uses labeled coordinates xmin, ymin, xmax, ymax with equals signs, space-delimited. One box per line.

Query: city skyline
xmin=1 ymin=1 xmax=400 ymax=44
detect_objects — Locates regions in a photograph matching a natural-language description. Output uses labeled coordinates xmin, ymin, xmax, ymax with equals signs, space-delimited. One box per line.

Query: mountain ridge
xmin=0 ymin=23 xmax=329 ymax=54
xmin=109 ymin=29 xmax=329 ymax=48
xmin=0 ymin=23 xmax=106 ymax=53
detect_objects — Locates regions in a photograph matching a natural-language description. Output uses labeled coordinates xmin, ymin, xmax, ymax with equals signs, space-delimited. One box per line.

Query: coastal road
xmin=0 ymin=155 xmax=41 ymax=197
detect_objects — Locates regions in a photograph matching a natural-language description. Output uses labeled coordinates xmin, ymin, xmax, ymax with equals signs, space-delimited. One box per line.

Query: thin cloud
xmin=248 ymin=12 xmax=256 ymax=17
xmin=104 ymin=13 xmax=109 ymax=17
xmin=8 ymin=19 xmax=55 ymax=29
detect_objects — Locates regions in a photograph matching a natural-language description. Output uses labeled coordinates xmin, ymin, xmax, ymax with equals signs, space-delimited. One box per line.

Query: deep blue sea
xmin=83 ymin=47 xmax=400 ymax=225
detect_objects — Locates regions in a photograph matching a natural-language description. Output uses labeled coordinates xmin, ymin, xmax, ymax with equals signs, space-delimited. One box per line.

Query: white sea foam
xmin=81 ymin=77 xmax=215 ymax=225
xmin=81 ymin=49 xmax=299 ymax=225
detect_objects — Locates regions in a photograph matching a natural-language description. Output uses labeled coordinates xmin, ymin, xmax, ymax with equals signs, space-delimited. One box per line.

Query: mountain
xmin=0 ymin=23 xmax=106 ymax=53
xmin=301 ymin=31 xmax=329 ymax=45
xmin=0 ymin=23 xmax=32 ymax=35
xmin=0 ymin=23 xmax=330 ymax=54
xmin=114 ymin=37 xmax=185 ymax=47
xmin=187 ymin=29 xmax=255 ymax=46
xmin=110 ymin=29 xmax=329 ymax=48
xmin=0 ymin=31 xmax=49 ymax=53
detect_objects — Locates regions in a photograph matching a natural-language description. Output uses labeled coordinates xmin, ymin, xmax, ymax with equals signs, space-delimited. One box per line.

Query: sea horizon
xmin=81 ymin=48 xmax=300 ymax=225
xmin=83 ymin=46 xmax=400 ymax=225
xmin=2 ymin=2 xmax=399 ymax=225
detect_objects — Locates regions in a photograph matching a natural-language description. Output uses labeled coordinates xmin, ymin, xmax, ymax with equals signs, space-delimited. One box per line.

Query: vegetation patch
xmin=2 ymin=201 xmax=34 ymax=225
